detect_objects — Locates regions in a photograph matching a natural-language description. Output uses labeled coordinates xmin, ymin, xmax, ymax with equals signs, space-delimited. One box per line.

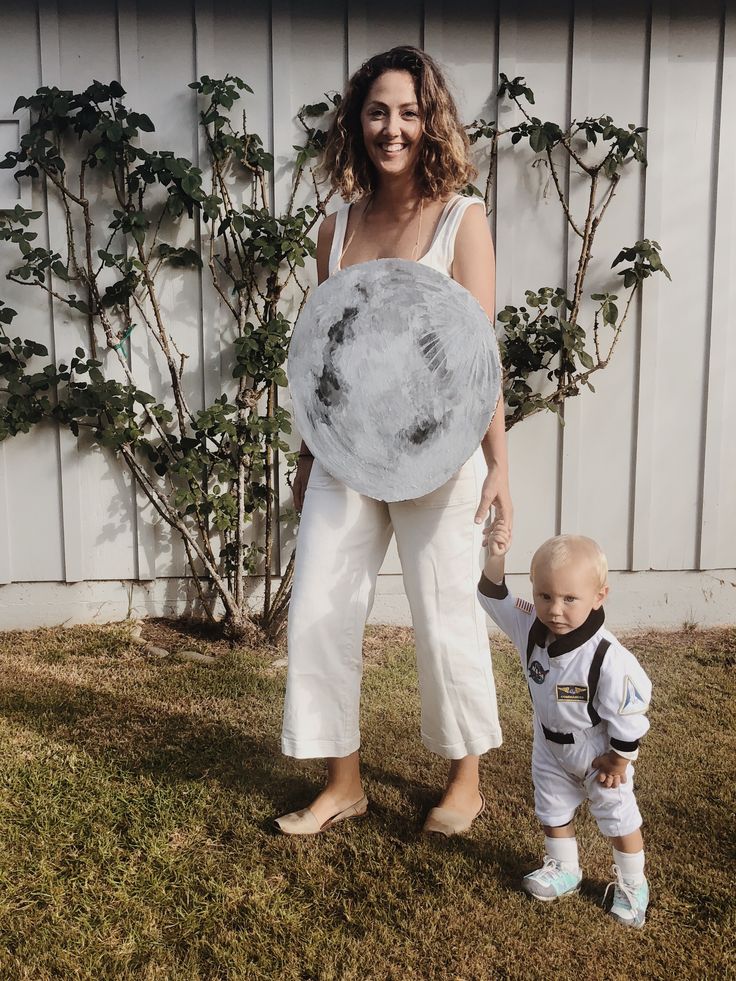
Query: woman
xmin=276 ymin=46 xmax=513 ymax=835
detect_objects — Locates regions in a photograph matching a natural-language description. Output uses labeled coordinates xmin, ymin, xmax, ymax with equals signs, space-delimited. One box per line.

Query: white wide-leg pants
xmin=281 ymin=451 xmax=503 ymax=760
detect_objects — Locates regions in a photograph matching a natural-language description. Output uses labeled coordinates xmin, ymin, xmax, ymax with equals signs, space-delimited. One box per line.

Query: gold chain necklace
xmin=339 ymin=195 xmax=425 ymax=267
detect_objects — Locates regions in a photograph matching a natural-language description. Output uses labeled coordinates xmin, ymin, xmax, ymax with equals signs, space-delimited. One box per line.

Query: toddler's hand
xmin=591 ymin=750 xmax=629 ymax=789
xmin=483 ymin=517 xmax=511 ymax=555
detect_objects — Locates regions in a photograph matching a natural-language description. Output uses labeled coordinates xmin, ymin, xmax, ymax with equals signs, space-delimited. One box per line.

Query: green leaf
xmin=579 ymin=350 xmax=594 ymax=369
xmin=529 ymin=128 xmax=546 ymax=153
xmin=602 ymin=301 xmax=618 ymax=325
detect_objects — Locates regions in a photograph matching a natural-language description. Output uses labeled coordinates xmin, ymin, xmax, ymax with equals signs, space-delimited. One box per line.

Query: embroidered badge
xmin=528 ymin=660 xmax=549 ymax=685
xmin=556 ymin=684 xmax=588 ymax=702
xmin=619 ymin=676 xmax=648 ymax=715
xmin=515 ymin=597 xmax=535 ymax=616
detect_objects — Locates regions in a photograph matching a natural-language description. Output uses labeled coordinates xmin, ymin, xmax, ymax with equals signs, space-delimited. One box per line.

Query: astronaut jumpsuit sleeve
xmin=593 ymin=641 xmax=652 ymax=760
xmin=477 ymin=574 xmax=536 ymax=666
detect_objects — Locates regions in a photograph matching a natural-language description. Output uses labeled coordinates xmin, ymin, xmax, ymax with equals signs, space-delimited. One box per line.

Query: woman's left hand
xmin=474 ymin=465 xmax=513 ymax=535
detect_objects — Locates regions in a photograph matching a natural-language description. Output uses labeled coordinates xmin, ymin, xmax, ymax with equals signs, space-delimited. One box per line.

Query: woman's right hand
xmin=293 ymin=456 xmax=314 ymax=513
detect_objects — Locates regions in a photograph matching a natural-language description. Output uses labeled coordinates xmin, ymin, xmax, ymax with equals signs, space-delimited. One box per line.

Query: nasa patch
xmin=619 ymin=676 xmax=649 ymax=715
xmin=528 ymin=660 xmax=549 ymax=685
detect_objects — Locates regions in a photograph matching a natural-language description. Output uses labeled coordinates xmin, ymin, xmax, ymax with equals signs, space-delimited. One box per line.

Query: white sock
xmin=612 ymin=847 xmax=646 ymax=885
xmin=545 ymin=835 xmax=580 ymax=872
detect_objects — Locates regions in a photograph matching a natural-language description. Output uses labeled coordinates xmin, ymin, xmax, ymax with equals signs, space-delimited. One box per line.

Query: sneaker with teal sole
xmin=604 ymin=864 xmax=649 ymax=928
xmin=522 ymin=855 xmax=582 ymax=901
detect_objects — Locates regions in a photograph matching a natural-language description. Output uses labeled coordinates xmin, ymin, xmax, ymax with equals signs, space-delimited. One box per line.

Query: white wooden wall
xmin=0 ymin=0 xmax=734 ymax=628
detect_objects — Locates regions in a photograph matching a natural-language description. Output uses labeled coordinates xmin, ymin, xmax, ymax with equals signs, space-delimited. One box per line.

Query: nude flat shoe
xmin=422 ymin=791 xmax=486 ymax=837
xmin=274 ymin=794 xmax=368 ymax=835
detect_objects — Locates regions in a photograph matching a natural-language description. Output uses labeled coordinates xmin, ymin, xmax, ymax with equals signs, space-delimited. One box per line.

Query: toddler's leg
xmin=523 ymin=738 xmax=585 ymax=901
xmin=587 ymin=755 xmax=649 ymax=927
xmin=606 ymin=829 xmax=648 ymax=928
xmin=523 ymin=819 xmax=583 ymax=902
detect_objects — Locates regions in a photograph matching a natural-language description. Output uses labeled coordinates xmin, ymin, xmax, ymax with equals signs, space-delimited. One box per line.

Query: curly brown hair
xmin=321 ymin=46 xmax=476 ymax=201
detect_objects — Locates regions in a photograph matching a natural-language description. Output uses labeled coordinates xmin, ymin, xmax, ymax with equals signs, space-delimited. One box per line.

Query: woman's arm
xmin=451 ymin=203 xmax=513 ymax=532
xmin=316 ymin=211 xmax=336 ymax=286
xmin=293 ymin=213 xmax=337 ymax=511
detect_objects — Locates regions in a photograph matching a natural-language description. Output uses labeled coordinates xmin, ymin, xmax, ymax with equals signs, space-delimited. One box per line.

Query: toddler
xmin=478 ymin=526 xmax=651 ymax=927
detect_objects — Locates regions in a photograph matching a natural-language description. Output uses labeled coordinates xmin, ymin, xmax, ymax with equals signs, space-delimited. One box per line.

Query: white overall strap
xmin=328 ymin=203 xmax=351 ymax=276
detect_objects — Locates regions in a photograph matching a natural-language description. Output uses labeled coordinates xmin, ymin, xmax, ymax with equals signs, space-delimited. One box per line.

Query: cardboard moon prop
xmin=288 ymin=258 xmax=502 ymax=501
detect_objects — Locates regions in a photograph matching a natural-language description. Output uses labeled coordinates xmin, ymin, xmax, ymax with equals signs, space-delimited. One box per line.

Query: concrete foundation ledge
xmin=0 ymin=571 xmax=734 ymax=632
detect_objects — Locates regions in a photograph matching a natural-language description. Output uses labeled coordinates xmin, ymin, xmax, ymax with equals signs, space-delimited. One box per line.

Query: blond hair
xmin=530 ymin=535 xmax=609 ymax=590
xmin=320 ymin=45 xmax=476 ymax=201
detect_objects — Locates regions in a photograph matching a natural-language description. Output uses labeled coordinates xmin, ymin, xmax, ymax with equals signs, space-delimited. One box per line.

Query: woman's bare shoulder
xmin=455 ymin=199 xmax=492 ymax=246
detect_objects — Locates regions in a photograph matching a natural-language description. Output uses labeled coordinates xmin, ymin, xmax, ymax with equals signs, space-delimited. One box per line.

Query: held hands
xmin=591 ymin=750 xmax=629 ymax=789
xmin=483 ymin=516 xmax=511 ymax=555
xmin=474 ymin=464 xmax=513 ymax=535
xmin=482 ymin=514 xmax=510 ymax=584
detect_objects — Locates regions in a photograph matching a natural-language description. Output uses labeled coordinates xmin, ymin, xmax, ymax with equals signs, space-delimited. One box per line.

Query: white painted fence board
xmin=346 ymin=0 xmax=368 ymax=74
xmin=648 ymin=2 xmax=722 ymax=570
xmin=496 ymin=0 xmax=571 ymax=574
xmin=564 ymin=1 xmax=649 ymax=570
xmin=424 ymin=0 xmax=499 ymax=126
xmin=348 ymin=0 xmax=422 ymax=62
xmin=700 ymin=6 xmax=736 ymax=570
xmin=58 ymin=0 xmax=118 ymax=91
xmin=52 ymin=1 xmax=138 ymax=581
xmin=0 ymin=3 xmax=57 ymax=587
xmin=38 ymin=0 xmax=89 ymax=584
xmin=135 ymin=1 xmax=202 ymax=577
xmin=116 ymin=0 xmax=157 ymax=581
xmin=632 ymin=1 xmax=667 ymax=573
xmin=557 ymin=0 xmax=591 ymax=548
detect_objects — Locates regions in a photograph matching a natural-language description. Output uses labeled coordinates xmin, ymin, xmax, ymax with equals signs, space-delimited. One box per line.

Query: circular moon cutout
xmin=288 ymin=258 xmax=502 ymax=501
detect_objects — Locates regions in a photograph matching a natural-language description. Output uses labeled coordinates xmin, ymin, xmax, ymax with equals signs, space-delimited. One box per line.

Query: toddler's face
xmin=531 ymin=561 xmax=608 ymax=637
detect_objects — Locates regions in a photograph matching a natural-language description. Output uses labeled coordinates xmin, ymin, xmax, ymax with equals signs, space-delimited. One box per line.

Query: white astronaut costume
xmin=478 ymin=575 xmax=652 ymax=837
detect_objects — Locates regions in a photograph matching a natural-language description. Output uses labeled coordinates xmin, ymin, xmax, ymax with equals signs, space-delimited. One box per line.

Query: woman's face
xmin=360 ymin=69 xmax=423 ymax=182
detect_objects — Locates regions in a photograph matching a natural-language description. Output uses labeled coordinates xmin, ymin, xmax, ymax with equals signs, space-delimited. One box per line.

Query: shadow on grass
xmin=357 ymin=760 xmax=534 ymax=885
xmin=0 ymin=668 xmax=315 ymax=814
xmin=0 ymin=665 xmax=536 ymax=881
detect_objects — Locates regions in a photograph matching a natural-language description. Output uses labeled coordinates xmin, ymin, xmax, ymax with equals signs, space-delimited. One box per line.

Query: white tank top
xmin=327 ymin=194 xmax=484 ymax=278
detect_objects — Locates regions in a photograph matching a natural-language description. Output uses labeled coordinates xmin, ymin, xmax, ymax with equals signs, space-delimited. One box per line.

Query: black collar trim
xmin=530 ymin=607 xmax=605 ymax=658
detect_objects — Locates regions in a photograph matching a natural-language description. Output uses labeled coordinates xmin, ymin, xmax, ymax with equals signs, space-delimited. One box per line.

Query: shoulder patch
xmin=515 ymin=597 xmax=535 ymax=616
xmin=619 ymin=676 xmax=649 ymax=715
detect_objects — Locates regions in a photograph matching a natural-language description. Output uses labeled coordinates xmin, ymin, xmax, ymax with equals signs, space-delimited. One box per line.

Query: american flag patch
xmin=515 ymin=597 xmax=535 ymax=615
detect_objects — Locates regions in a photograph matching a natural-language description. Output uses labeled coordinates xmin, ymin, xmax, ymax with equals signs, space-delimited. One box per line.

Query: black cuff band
xmin=477 ymin=574 xmax=509 ymax=599
xmin=610 ymin=737 xmax=640 ymax=752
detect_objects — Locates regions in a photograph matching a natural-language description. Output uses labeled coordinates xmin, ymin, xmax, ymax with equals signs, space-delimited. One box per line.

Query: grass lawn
xmin=0 ymin=619 xmax=733 ymax=980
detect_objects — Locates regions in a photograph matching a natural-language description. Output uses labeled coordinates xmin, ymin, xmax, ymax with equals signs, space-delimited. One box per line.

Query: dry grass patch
xmin=0 ymin=621 xmax=732 ymax=980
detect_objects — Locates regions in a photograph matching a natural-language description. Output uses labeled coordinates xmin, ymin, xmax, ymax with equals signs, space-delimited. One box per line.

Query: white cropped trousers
xmin=281 ymin=451 xmax=503 ymax=760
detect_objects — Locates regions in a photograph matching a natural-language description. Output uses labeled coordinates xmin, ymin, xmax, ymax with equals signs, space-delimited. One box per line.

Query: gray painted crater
xmin=287 ymin=258 xmax=502 ymax=501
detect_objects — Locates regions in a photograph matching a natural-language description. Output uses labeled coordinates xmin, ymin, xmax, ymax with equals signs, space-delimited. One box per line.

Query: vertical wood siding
xmin=0 ymin=0 xmax=733 ymax=594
